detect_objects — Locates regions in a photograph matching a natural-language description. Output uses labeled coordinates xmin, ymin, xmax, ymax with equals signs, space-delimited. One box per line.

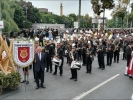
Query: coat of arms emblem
xmin=13 ymin=41 xmax=34 ymax=68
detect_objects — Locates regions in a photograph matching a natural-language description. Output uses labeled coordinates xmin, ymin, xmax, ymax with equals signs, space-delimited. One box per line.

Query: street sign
xmin=74 ymin=22 xmax=78 ymax=28
xmin=0 ymin=21 xmax=4 ymax=29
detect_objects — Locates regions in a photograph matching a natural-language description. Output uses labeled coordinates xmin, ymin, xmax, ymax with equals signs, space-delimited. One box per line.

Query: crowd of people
xmin=18 ymin=28 xmax=133 ymax=90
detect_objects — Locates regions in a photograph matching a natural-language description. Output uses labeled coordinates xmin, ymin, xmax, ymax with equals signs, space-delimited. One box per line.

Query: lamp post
xmin=23 ymin=21 xmax=25 ymax=28
xmin=0 ymin=0 xmax=2 ymax=35
xmin=53 ymin=20 xmax=54 ymax=29
xmin=116 ymin=18 xmax=118 ymax=28
xmin=23 ymin=5 xmax=28 ymax=20
xmin=40 ymin=20 xmax=42 ymax=29
xmin=78 ymin=0 xmax=81 ymax=34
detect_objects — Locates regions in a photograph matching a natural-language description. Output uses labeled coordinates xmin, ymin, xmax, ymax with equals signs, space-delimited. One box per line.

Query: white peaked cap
xmin=131 ymin=33 xmax=133 ymax=36
xmin=74 ymin=30 xmax=77 ymax=33
xmin=85 ymin=30 xmax=89 ymax=33
xmin=30 ymin=39 xmax=32 ymax=42
xmin=46 ymin=38 xmax=49 ymax=41
xmin=49 ymin=30 xmax=52 ymax=33
xmin=72 ymin=43 xmax=76 ymax=47
xmin=99 ymin=39 xmax=102 ymax=42
xmin=89 ymin=30 xmax=92 ymax=33
xmin=117 ymin=35 xmax=119 ymax=38
xmin=88 ymin=41 xmax=91 ymax=44
xmin=51 ymin=38 xmax=53 ymax=40
xmin=78 ymin=38 xmax=80 ymax=40
xmin=57 ymin=40 xmax=60 ymax=44
xmin=35 ymin=37 xmax=39 ymax=41
xmin=66 ymin=30 xmax=69 ymax=33
xmin=125 ymin=35 xmax=127 ymax=37
xmin=80 ymin=30 xmax=83 ymax=33
xmin=105 ymin=33 xmax=108 ymax=36
xmin=119 ymin=38 xmax=122 ymax=40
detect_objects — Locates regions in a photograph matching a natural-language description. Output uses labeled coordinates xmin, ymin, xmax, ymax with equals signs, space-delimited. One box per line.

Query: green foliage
xmin=0 ymin=72 xmax=21 ymax=89
xmin=1 ymin=0 xmax=20 ymax=32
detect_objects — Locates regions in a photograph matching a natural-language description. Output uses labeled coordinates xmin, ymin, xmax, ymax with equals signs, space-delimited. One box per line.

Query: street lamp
xmin=23 ymin=5 xmax=28 ymax=20
xmin=78 ymin=0 xmax=81 ymax=34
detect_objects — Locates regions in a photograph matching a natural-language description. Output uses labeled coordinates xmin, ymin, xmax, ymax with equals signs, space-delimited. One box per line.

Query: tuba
xmin=113 ymin=42 xmax=119 ymax=52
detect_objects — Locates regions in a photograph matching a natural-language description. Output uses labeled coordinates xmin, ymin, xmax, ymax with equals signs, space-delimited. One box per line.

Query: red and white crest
xmin=13 ymin=41 xmax=34 ymax=68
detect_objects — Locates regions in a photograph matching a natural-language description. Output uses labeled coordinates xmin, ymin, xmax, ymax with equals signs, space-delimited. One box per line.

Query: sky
xmin=25 ymin=0 xmax=114 ymax=19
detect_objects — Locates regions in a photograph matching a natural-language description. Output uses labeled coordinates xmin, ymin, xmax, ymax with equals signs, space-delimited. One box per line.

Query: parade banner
xmin=13 ymin=42 xmax=34 ymax=68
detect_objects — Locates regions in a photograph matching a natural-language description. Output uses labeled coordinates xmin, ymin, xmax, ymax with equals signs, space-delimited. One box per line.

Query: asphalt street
xmin=0 ymin=53 xmax=133 ymax=99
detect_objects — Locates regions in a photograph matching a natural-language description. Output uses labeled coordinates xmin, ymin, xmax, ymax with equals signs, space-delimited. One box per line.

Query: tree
xmin=1 ymin=0 xmax=19 ymax=33
xmin=112 ymin=0 xmax=127 ymax=28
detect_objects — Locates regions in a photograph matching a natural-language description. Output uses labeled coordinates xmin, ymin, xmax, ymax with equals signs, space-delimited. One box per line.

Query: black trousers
xmin=33 ymin=63 xmax=36 ymax=80
xmin=82 ymin=54 xmax=86 ymax=65
xmin=107 ymin=52 xmax=113 ymax=65
xmin=71 ymin=69 xmax=77 ymax=79
xmin=114 ymin=51 xmax=119 ymax=62
xmin=78 ymin=51 xmax=82 ymax=61
xmin=35 ymin=68 xmax=44 ymax=87
xmin=46 ymin=56 xmax=52 ymax=72
xmin=98 ymin=55 xmax=105 ymax=69
xmin=123 ymin=51 xmax=126 ymax=60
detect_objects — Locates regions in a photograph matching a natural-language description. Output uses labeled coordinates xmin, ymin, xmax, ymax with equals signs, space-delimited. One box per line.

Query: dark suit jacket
xmin=126 ymin=46 xmax=132 ymax=66
xmin=34 ymin=52 xmax=46 ymax=72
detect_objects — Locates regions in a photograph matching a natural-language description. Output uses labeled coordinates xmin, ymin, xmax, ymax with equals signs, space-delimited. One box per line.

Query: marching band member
xmin=86 ymin=41 xmax=95 ymax=73
xmin=53 ymin=43 xmax=64 ymax=76
xmin=82 ymin=40 xmax=88 ymax=66
xmin=113 ymin=39 xmax=120 ymax=63
xmin=77 ymin=40 xmax=82 ymax=61
xmin=97 ymin=39 xmax=106 ymax=70
xmin=106 ymin=40 xmax=114 ymax=66
xmin=70 ymin=44 xmax=78 ymax=81
xmin=44 ymin=40 xmax=53 ymax=73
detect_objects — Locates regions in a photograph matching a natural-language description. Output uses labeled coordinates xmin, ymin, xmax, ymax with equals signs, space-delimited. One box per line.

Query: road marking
xmin=72 ymin=74 xmax=120 ymax=100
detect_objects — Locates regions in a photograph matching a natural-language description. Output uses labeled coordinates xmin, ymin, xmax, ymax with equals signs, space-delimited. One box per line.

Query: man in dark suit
xmin=125 ymin=41 xmax=133 ymax=76
xmin=34 ymin=46 xmax=46 ymax=89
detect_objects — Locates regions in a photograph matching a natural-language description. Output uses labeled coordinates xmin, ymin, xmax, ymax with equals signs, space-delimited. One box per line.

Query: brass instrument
xmin=113 ymin=43 xmax=119 ymax=52
xmin=55 ymin=47 xmax=58 ymax=57
xmin=69 ymin=51 xmax=74 ymax=61
xmin=106 ymin=44 xmax=111 ymax=52
xmin=97 ymin=45 xmax=103 ymax=52
xmin=87 ymin=48 xmax=92 ymax=57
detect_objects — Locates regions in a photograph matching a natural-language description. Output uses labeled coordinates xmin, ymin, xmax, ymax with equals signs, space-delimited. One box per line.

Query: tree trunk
xmin=103 ymin=9 xmax=105 ymax=31
xmin=122 ymin=17 xmax=124 ymax=29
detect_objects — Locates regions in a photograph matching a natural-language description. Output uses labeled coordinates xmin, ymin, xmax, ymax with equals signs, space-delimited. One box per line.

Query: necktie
xmin=38 ymin=53 xmax=41 ymax=60
xmin=40 ymin=53 xmax=41 ymax=61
